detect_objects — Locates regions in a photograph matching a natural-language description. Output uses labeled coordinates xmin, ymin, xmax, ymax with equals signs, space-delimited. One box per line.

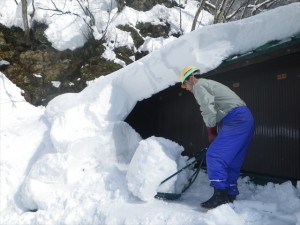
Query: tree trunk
xmin=191 ymin=0 xmax=205 ymax=31
xmin=30 ymin=0 xmax=36 ymax=18
xmin=117 ymin=0 xmax=125 ymax=12
xmin=21 ymin=0 xmax=30 ymax=44
xmin=214 ymin=0 xmax=231 ymax=24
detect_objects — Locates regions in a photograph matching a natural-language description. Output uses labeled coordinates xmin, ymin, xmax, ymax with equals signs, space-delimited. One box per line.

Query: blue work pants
xmin=206 ymin=106 xmax=254 ymax=196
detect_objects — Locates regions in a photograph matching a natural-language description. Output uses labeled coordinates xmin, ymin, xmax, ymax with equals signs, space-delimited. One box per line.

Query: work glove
xmin=206 ymin=126 xmax=217 ymax=143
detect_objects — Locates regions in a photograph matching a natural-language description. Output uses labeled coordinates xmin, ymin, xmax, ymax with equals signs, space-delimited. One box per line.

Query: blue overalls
xmin=206 ymin=106 xmax=254 ymax=196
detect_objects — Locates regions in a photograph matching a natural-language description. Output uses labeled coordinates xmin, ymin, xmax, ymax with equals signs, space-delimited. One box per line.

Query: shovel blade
xmin=155 ymin=192 xmax=181 ymax=200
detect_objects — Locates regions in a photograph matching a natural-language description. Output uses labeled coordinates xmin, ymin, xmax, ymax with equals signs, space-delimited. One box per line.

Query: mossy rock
xmin=114 ymin=46 xmax=134 ymax=65
xmin=136 ymin=22 xmax=170 ymax=38
xmin=135 ymin=50 xmax=149 ymax=61
xmin=73 ymin=40 xmax=106 ymax=59
xmin=80 ymin=57 xmax=122 ymax=80
xmin=0 ymin=50 xmax=14 ymax=60
xmin=30 ymin=21 xmax=50 ymax=45
xmin=117 ymin=25 xmax=144 ymax=49
xmin=126 ymin=0 xmax=176 ymax=11
xmin=0 ymin=31 xmax=6 ymax=45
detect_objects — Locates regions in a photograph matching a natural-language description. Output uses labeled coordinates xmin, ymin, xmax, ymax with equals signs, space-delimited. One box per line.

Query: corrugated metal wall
xmin=125 ymin=51 xmax=300 ymax=180
xmin=211 ymin=51 xmax=300 ymax=180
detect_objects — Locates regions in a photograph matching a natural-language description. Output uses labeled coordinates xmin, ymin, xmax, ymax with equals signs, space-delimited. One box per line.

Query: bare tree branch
xmin=264 ymin=0 xmax=278 ymax=9
xmin=214 ymin=0 xmax=231 ymax=23
xmin=38 ymin=0 xmax=101 ymax=41
xmin=223 ymin=0 xmax=235 ymax=19
xmin=101 ymin=0 xmax=114 ymax=41
xmin=76 ymin=0 xmax=95 ymax=27
xmin=50 ymin=0 xmax=59 ymax=12
xmin=191 ymin=0 xmax=205 ymax=31
xmin=30 ymin=0 xmax=36 ymax=18
xmin=249 ymin=0 xmax=280 ymax=15
xmin=255 ymin=0 xmax=277 ymax=9
xmin=204 ymin=0 xmax=216 ymax=15
xmin=250 ymin=0 xmax=260 ymax=16
xmin=239 ymin=0 xmax=251 ymax=19
xmin=178 ymin=0 xmax=183 ymax=34
xmin=37 ymin=6 xmax=81 ymax=17
xmin=226 ymin=3 xmax=244 ymax=21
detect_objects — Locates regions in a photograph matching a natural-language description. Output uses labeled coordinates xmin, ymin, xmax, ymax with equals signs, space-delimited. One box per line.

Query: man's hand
xmin=206 ymin=126 xmax=217 ymax=143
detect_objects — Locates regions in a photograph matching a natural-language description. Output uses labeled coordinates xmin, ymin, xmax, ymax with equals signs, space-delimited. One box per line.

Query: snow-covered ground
xmin=1 ymin=1 xmax=300 ymax=224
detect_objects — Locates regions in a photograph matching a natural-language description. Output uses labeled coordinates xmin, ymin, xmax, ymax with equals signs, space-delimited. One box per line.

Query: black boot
xmin=228 ymin=194 xmax=236 ymax=203
xmin=201 ymin=188 xmax=229 ymax=209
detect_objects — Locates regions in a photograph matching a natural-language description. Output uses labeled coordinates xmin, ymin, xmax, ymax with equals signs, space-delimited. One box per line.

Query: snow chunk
xmin=126 ymin=136 xmax=188 ymax=201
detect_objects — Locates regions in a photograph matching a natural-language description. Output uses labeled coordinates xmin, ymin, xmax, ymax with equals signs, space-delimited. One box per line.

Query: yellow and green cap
xmin=179 ymin=66 xmax=199 ymax=83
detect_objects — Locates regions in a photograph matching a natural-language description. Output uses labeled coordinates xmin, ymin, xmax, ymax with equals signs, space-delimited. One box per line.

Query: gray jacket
xmin=193 ymin=78 xmax=246 ymax=127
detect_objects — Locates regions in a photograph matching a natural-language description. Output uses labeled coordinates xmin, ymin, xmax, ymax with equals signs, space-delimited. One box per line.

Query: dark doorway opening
xmin=125 ymin=83 xmax=209 ymax=157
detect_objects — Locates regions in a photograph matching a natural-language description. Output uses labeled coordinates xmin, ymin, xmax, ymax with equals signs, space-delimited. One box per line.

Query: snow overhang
xmin=44 ymin=3 xmax=300 ymax=154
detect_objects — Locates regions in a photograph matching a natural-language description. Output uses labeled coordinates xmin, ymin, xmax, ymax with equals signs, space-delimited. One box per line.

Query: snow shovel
xmin=155 ymin=148 xmax=207 ymax=200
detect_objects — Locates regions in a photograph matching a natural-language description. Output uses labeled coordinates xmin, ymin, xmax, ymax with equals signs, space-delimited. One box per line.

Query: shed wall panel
xmin=210 ymin=52 xmax=300 ymax=179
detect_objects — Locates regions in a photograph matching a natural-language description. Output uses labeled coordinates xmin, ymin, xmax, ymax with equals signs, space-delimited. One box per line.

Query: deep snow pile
xmin=1 ymin=2 xmax=300 ymax=225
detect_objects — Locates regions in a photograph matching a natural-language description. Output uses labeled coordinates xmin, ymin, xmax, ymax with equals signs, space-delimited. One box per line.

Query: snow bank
xmin=0 ymin=73 xmax=47 ymax=212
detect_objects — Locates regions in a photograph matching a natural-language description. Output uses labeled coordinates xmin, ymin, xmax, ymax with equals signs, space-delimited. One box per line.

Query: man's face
xmin=181 ymin=76 xmax=193 ymax=92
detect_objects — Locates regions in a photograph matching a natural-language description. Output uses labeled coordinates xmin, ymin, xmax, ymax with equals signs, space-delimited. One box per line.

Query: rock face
xmin=0 ymin=6 xmax=176 ymax=106
xmin=0 ymin=22 xmax=123 ymax=105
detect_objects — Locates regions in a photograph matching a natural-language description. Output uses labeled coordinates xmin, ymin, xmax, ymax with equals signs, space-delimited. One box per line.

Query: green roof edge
xmin=204 ymin=31 xmax=300 ymax=76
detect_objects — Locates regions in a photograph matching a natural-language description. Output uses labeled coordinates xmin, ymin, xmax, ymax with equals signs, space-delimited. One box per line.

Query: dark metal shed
xmin=125 ymin=33 xmax=300 ymax=181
